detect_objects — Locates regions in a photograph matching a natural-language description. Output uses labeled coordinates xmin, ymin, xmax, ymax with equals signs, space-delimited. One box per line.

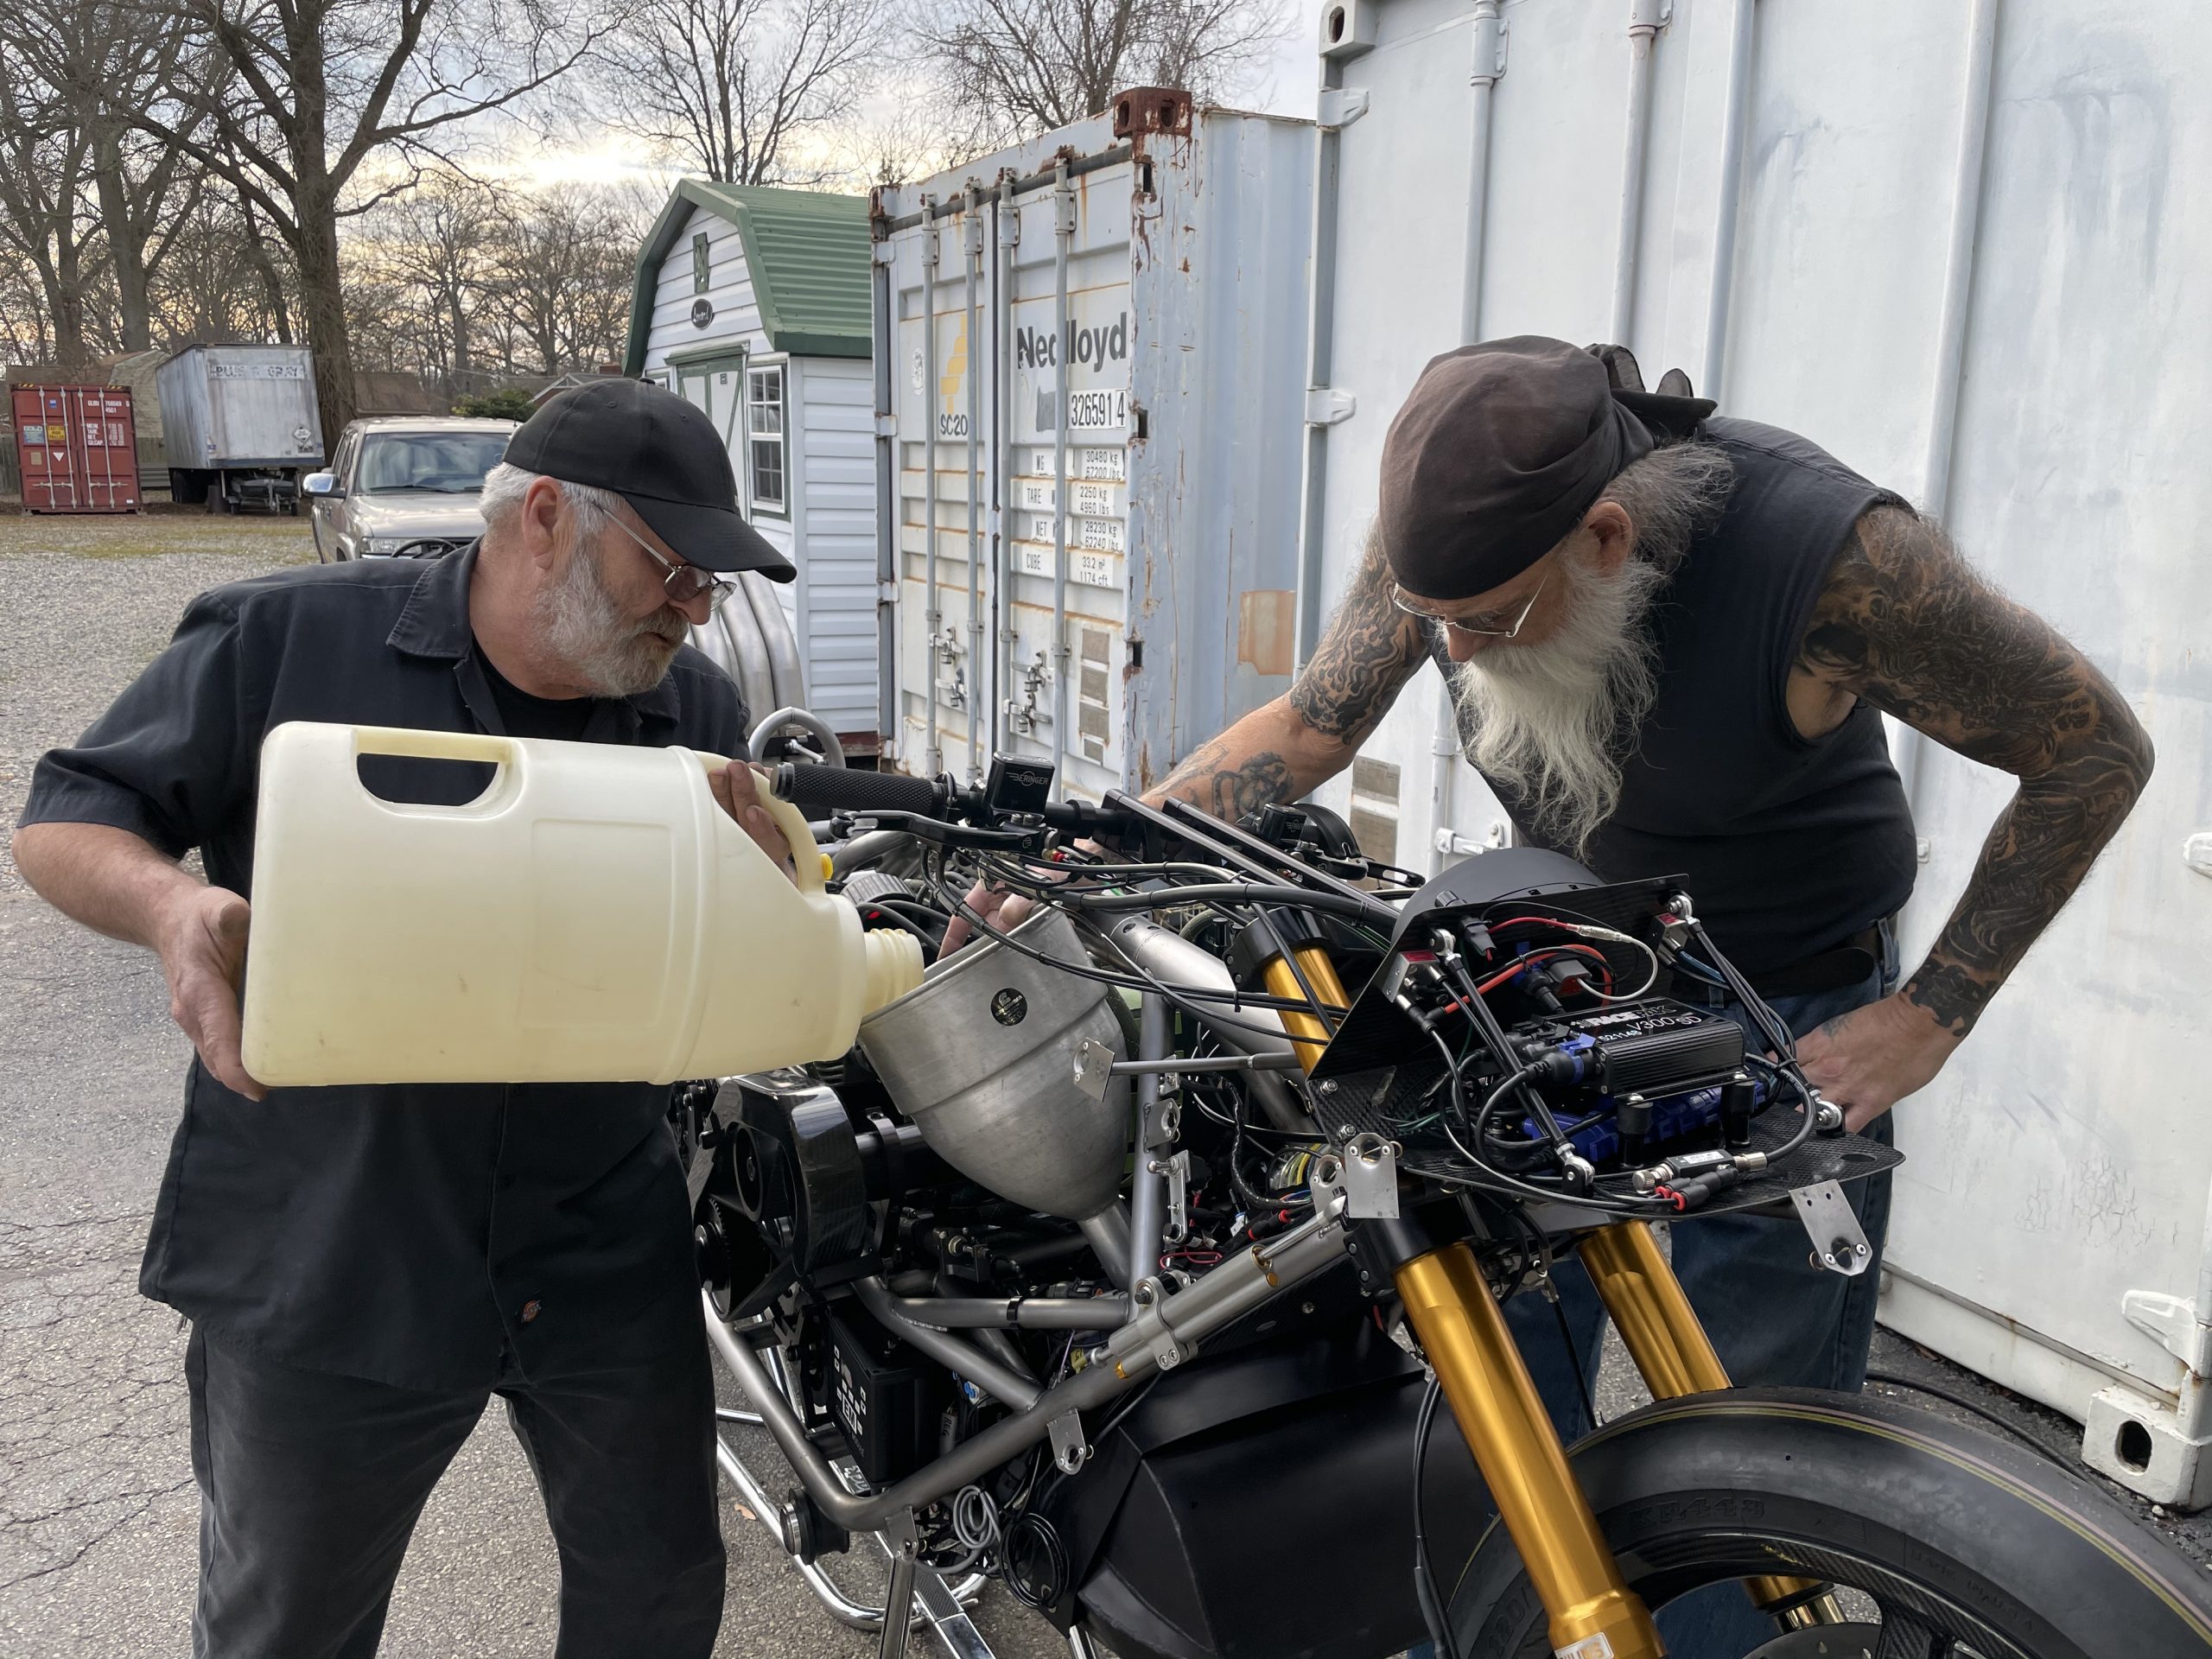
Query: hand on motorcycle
xmin=938 ymin=839 xmax=1109 ymax=952
xmin=709 ymin=759 xmax=798 ymax=884
xmin=1791 ymin=989 xmax=1961 ymax=1131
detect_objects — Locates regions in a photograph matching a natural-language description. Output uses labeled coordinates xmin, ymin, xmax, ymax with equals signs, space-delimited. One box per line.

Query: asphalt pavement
xmin=0 ymin=509 xmax=2202 ymax=1659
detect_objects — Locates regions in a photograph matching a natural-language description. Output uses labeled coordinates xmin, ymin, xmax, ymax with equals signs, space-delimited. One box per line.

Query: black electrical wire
xmin=854 ymin=904 xmax=942 ymax=951
xmin=1863 ymin=1370 xmax=2075 ymax=1465
xmin=1412 ymin=1376 xmax=1459 ymax=1659
xmin=1550 ymin=1294 xmax=1599 ymax=1436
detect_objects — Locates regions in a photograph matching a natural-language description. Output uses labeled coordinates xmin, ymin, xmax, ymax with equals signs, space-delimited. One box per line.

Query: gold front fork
xmin=1397 ymin=1244 xmax=1665 ymax=1658
xmin=1580 ymin=1222 xmax=1846 ymax=1627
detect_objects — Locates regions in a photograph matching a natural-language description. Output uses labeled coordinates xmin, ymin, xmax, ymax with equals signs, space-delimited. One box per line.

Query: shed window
xmin=747 ymin=365 xmax=786 ymax=514
xmin=691 ymin=232 xmax=710 ymax=295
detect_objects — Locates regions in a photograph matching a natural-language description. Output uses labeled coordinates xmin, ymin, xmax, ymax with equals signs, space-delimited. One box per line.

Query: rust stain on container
xmin=1237 ymin=589 xmax=1297 ymax=677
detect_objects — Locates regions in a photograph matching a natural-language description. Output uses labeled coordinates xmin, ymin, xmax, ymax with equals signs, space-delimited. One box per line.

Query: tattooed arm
xmin=1148 ymin=534 xmax=1429 ymax=817
xmin=1790 ymin=504 xmax=2154 ymax=1126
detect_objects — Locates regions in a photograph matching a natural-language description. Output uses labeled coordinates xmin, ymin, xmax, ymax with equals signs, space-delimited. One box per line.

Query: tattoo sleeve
xmin=1799 ymin=505 xmax=2155 ymax=1036
xmin=1286 ymin=533 xmax=1430 ymax=745
xmin=1151 ymin=534 xmax=1427 ymax=817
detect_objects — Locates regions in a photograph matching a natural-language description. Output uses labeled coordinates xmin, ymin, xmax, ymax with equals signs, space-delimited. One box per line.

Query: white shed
xmin=626 ymin=181 xmax=879 ymax=755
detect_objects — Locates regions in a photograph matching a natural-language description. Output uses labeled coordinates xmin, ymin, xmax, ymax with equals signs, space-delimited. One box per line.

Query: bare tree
xmin=0 ymin=35 xmax=100 ymax=367
xmin=149 ymin=187 xmax=298 ymax=346
xmin=132 ymin=0 xmax=607 ymax=442
xmin=360 ymin=173 xmax=499 ymax=395
xmin=487 ymin=186 xmax=635 ymax=373
xmin=6 ymin=0 xmax=208 ymax=353
xmin=918 ymin=0 xmax=1280 ymax=148
xmin=591 ymin=0 xmax=890 ymax=184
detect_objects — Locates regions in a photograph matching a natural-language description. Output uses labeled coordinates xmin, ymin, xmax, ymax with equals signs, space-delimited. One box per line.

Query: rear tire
xmin=1448 ymin=1388 xmax=2212 ymax=1658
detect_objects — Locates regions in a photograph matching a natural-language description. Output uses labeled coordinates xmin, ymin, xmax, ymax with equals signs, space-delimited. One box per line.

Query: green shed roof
xmin=623 ymin=181 xmax=873 ymax=374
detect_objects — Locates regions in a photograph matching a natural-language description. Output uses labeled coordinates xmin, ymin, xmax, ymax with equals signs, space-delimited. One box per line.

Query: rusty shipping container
xmin=869 ymin=91 xmax=1316 ymax=799
xmin=11 ymin=385 xmax=142 ymax=512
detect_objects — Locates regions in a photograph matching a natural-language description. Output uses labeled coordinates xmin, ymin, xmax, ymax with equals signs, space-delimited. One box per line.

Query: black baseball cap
xmin=503 ymin=378 xmax=795 ymax=582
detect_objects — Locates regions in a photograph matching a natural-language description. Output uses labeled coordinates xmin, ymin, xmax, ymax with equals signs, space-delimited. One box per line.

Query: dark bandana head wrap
xmin=1378 ymin=335 xmax=1716 ymax=601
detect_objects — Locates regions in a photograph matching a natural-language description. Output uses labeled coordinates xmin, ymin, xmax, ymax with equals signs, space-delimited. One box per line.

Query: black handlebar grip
xmin=772 ymin=763 xmax=950 ymax=820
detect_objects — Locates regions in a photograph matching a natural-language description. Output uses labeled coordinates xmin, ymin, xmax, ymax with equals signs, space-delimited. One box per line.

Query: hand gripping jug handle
xmin=342 ymin=727 xmax=826 ymax=895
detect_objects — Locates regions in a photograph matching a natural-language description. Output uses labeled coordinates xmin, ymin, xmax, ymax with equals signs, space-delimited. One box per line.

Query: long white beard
xmin=1446 ymin=550 xmax=1669 ymax=855
xmin=535 ymin=533 xmax=689 ymax=697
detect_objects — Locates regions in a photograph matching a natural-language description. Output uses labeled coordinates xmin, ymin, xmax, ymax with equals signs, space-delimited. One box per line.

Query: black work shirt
xmin=20 ymin=546 xmax=749 ymax=1389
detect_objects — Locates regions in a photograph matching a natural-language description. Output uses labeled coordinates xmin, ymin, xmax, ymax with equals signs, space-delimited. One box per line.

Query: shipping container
xmin=10 ymin=385 xmax=142 ymax=512
xmin=871 ymin=92 xmax=1317 ymax=799
xmin=156 ymin=343 xmax=323 ymax=513
xmin=1296 ymin=0 xmax=2212 ymax=1503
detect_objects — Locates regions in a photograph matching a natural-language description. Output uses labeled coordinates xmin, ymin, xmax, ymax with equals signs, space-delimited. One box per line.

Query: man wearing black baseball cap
xmin=11 ymin=377 xmax=800 ymax=1656
xmin=1153 ymin=337 xmax=2152 ymax=1655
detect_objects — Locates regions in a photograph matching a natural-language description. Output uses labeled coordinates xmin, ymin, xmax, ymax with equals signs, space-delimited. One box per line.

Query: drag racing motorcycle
xmin=673 ymin=753 xmax=2212 ymax=1659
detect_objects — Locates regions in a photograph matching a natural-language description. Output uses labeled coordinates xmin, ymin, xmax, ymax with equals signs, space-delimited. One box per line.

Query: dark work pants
xmin=1421 ymin=923 xmax=1901 ymax=1659
xmin=186 ymin=1324 xmax=726 ymax=1659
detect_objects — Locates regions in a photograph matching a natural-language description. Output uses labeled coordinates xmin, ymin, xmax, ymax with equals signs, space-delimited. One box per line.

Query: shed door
xmin=672 ymin=355 xmax=747 ymax=486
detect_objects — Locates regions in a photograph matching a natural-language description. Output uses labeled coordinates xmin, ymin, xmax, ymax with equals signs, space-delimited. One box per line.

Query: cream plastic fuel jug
xmin=238 ymin=722 xmax=924 ymax=1087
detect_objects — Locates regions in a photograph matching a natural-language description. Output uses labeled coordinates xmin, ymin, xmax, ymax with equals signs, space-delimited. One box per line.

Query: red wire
xmin=1471 ymin=944 xmax=1612 ymax=996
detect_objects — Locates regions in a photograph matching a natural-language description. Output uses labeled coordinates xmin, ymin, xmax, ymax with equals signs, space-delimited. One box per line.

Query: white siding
xmin=640 ymin=208 xmax=767 ymax=370
xmin=790 ymin=355 xmax=880 ymax=739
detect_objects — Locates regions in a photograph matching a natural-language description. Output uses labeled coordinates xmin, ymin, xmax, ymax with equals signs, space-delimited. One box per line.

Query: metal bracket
xmin=1072 ymin=1039 xmax=1114 ymax=1102
xmin=1792 ymin=1181 xmax=1872 ymax=1276
xmin=1047 ymin=1412 xmax=1091 ymax=1475
xmin=1128 ymin=1276 xmax=1186 ymax=1371
xmin=1340 ymin=1133 xmax=1402 ymax=1219
xmin=874 ymin=413 xmax=897 ymax=437
xmin=1316 ymin=86 xmax=1370 ymax=129
xmin=872 ymin=240 xmax=895 ymax=266
xmin=2123 ymin=1288 xmax=2212 ymax=1376
xmin=1305 ymin=386 xmax=1357 ymax=426
xmin=1154 ymin=1149 xmax=1192 ymax=1243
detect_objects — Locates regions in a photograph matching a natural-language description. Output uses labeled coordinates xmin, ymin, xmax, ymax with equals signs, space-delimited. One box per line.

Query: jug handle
xmin=691 ymin=752 xmax=828 ymax=896
xmin=353 ymin=726 xmax=518 ymax=768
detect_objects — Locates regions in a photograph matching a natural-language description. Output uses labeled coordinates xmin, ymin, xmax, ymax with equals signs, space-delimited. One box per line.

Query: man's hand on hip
xmin=1792 ymin=989 xmax=1961 ymax=1132
xmin=710 ymin=759 xmax=798 ymax=884
xmin=156 ymin=885 xmax=264 ymax=1100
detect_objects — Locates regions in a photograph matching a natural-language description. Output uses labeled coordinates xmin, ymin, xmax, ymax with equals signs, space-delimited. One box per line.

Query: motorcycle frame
xmin=705 ymin=915 xmax=1850 ymax=1659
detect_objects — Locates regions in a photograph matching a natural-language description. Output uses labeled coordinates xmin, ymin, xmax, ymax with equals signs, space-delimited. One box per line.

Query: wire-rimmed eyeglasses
xmin=601 ymin=512 xmax=737 ymax=613
xmin=1390 ymin=563 xmax=1552 ymax=639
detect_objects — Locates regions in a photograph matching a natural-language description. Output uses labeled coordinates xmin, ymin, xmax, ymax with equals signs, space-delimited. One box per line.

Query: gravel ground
xmin=0 ymin=509 xmax=2203 ymax=1656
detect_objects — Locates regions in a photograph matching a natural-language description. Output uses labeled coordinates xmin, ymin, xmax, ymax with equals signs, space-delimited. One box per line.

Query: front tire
xmin=1449 ymin=1388 xmax=2212 ymax=1658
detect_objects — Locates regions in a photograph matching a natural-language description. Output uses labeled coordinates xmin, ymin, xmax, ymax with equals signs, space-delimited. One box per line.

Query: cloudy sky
xmin=507 ymin=0 xmax=1319 ymax=192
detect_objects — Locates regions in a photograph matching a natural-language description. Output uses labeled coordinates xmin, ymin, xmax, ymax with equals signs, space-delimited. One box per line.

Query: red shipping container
xmin=11 ymin=384 xmax=142 ymax=513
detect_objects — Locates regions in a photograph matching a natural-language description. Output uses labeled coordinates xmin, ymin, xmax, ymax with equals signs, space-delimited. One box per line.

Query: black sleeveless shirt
xmin=1433 ymin=417 xmax=1917 ymax=974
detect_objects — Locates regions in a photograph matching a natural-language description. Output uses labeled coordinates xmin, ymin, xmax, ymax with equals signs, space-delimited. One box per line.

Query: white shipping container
xmin=156 ymin=344 xmax=323 ymax=469
xmin=1299 ymin=0 xmax=2212 ymax=1503
xmin=872 ymin=92 xmax=1317 ymax=799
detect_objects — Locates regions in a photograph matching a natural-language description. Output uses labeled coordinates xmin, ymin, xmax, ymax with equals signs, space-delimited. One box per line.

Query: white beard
xmin=535 ymin=532 xmax=689 ymax=697
xmin=1446 ymin=549 xmax=1669 ymax=855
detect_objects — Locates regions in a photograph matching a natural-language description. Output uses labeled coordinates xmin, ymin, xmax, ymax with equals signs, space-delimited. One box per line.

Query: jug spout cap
xmin=863 ymin=929 xmax=927 ymax=1014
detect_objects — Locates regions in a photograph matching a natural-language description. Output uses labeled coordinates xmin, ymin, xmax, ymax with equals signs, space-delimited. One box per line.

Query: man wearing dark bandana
xmin=1153 ymin=335 xmax=2152 ymax=1652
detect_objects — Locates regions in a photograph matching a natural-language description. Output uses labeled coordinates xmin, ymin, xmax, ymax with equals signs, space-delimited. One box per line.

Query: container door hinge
xmin=1306 ymin=387 xmax=1357 ymax=427
xmin=874 ymin=413 xmax=897 ymax=437
xmin=1317 ymin=87 xmax=1370 ymax=130
xmin=872 ymin=240 xmax=894 ymax=265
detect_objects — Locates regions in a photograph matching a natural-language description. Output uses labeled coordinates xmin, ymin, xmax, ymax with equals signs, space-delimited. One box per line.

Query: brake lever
xmin=827 ymin=810 xmax=1044 ymax=851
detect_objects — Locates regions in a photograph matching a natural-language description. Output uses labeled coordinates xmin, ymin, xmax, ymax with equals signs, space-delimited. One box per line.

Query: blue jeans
xmin=1414 ymin=922 xmax=1899 ymax=1658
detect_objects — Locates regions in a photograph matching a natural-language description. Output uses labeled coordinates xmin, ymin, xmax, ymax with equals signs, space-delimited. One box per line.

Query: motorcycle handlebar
xmin=770 ymin=763 xmax=951 ymax=821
